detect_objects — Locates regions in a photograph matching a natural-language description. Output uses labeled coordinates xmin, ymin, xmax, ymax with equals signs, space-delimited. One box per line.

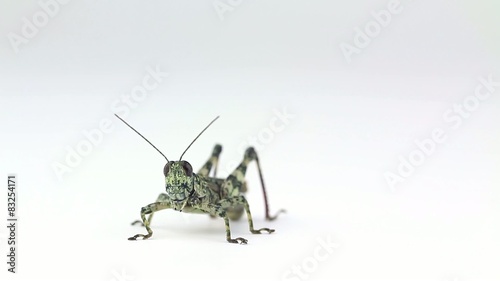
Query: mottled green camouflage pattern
xmin=128 ymin=144 xmax=283 ymax=244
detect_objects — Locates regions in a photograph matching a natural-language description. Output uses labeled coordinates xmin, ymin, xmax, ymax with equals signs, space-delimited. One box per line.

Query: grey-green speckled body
xmin=128 ymin=144 xmax=285 ymax=244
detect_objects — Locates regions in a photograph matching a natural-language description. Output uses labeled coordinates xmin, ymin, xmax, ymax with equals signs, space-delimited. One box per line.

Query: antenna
xmin=114 ymin=114 xmax=169 ymax=162
xmin=179 ymin=116 xmax=220 ymax=161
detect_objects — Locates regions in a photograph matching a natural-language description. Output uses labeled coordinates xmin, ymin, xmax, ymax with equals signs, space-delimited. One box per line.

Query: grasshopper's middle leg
xmin=128 ymin=201 xmax=171 ymax=241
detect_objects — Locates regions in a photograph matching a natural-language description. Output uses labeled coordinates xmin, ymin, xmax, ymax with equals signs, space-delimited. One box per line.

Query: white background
xmin=0 ymin=0 xmax=499 ymax=280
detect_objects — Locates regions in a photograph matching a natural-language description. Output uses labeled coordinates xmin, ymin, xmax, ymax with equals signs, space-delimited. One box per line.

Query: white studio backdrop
xmin=0 ymin=1 xmax=499 ymax=280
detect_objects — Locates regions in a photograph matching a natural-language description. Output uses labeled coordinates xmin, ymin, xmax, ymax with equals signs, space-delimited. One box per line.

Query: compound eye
xmin=182 ymin=161 xmax=193 ymax=176
xmin=163 ymin=162 xmax=170 ymax=176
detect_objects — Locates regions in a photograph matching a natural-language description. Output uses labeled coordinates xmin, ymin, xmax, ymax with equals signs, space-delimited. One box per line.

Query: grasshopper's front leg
xmin=204 ymin=201 xmax=247 ymax=244
xmin=223 ymin=216 xmax=247 ymax=244
xmin=131 ymin=193 xmax=169 ymax=227
xmin=128 ymin=201 xmax=171 ymax=241
xmin=209 ymin=196 xmax=274 ymax=244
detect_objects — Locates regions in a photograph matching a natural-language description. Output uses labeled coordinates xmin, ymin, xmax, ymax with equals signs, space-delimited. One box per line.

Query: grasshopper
xmin=115 ymin=114 xmax=285 ymax=244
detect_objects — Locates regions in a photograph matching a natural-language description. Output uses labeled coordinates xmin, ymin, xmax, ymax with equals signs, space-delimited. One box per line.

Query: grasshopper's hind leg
xmin=198 ymin=144 xmax=248 ymax=221
xmin=198 ymin=144 xmax=222 ymax=177
xmin=227 ymin=147 xmax=285 ymax=221
xmin=131 ymin=193 xmax=168 ymax=226
xmin=198 ymin=144 xmax=223 ymax=219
